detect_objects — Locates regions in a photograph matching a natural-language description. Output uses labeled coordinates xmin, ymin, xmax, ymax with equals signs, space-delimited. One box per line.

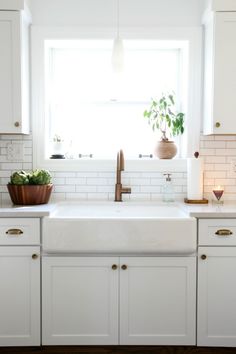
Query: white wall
xmin=1 ymin=0 xmax=235 ymax=204
xmin=30 ymin=0 xmax=205 ymax=27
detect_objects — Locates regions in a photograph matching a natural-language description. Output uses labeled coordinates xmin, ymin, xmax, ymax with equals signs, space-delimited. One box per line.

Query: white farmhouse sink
xmin=42 ymin=202 xmax=196 ymax=255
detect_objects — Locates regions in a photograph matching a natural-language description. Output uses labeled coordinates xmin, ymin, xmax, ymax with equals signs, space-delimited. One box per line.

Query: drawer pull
xmin=121 ymin=264 xmax=127 ymax=270
xmin=201 ymin=255 xmax=207 ymax=260
xmin=215 ymin=229 xmax=233 ymax=236
xmin=5 ymin=229 xmax=23 ymax=236
xmin=32 ymin=254 xmax=39 ymax=260
xmin=111 ymin=264 xmax=118 ymax=270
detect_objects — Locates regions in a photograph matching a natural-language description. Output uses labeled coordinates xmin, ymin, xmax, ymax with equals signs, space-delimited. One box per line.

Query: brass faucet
xmin=115 ymin=150 xmax=131 ymax=202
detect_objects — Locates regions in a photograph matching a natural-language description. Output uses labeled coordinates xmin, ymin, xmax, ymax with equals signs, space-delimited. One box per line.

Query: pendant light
xmin=111 ymin=0 xmax=124 ymax=73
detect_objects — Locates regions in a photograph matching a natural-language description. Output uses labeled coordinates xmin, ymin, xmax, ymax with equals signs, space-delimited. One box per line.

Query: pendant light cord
xmin=117 ymin=0 xmax=120 ymax=38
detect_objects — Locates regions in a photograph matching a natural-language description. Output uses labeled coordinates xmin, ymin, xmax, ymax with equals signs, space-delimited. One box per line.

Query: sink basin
xmin=42 ymin=202 xmax=196 ymax=255
xmin=52 ymin=202 xmax=188 ymax=218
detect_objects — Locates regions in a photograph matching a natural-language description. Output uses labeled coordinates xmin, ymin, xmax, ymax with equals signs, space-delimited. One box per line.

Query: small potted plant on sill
xmin=51 ymin=134 xmax=65 ymax=159
xmin=7 ymin=169 xmax=53 ymax=205
xmin=143 ymin=93 xmax=185 ymax=159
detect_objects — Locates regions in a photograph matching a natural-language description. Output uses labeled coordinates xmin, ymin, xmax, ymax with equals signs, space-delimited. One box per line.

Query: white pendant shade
xmin=111 ymin=37 xmax=124 ymax=73
xmin=112 ymin=0 xmax=124 ymax=73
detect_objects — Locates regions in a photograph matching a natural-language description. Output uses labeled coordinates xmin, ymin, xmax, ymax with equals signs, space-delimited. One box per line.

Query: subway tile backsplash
xmin=1 ymin=134 xmax=236 ymax=203
xmin=201 ymin=135 xmax=236 ymax=201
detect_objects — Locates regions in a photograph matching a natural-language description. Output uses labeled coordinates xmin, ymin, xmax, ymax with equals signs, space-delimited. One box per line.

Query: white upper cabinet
xmin=203 ymin=10 xmax=236 ymax=134
xmin=0 ymin=8 xmax=30 ymax=134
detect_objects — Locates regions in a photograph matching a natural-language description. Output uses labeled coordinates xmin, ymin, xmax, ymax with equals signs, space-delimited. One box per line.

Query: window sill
xmin=35 ymin=158 xmax=187 ymax=172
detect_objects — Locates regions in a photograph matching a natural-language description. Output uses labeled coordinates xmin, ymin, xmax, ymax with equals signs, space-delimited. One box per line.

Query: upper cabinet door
xmin=0 ymin=10 xmax=30 ymax=134
xmin=203 ymin=12 xmax=236 ymax=134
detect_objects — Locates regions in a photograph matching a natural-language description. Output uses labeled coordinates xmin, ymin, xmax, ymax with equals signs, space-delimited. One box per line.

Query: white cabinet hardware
xmin=215 ymin=229 xmax=233 ymax=236
xmin=5 ymin=228 xmax=23 ymax=235
xmin=32 ymin=254 xmax=39 ymax=260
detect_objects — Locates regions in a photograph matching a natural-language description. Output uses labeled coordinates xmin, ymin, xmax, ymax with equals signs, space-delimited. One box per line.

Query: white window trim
xmin=31 ymin=26 xmax=202 ymax=172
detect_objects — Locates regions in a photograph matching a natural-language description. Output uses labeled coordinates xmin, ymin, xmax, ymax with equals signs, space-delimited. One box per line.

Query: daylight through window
xmin=44 ymin=40 xmax=187 ymax=159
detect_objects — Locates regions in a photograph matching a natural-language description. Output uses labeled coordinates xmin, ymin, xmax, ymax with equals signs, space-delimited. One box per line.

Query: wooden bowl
xmin=7 ymin=184 xmax=53 ymax=205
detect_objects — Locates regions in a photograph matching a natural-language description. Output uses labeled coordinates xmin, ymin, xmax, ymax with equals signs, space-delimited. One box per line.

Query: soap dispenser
xmin=162 ymin=173 xmax=175 ymax=202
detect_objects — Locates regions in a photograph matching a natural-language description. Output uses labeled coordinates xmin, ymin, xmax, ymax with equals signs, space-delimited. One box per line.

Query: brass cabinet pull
xmin=201 ymin=255 xmax=207 ymax=260
xmin=6 ymin=228 xmax=23 ymax=236
xmin=121 ymin=265 xmax=127 ymax=270
xmin=215 ymin=229 xmax=233 ymax=236
xmin=215 ymin=122 xmax=221 ymax=128
xmin=111 ymin=264 xmax=118 ymax=270
xmin=32 ymin=254 xmax=39 ymax=260
xmin=14 ymin=121 xmax=20 ymax=127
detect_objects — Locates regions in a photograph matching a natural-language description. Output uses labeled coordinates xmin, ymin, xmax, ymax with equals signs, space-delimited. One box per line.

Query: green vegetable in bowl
xmin=29 ymin=169 xmax=52 ymax=185
xmin=9 ymin=169 xmax=52 ymax=185
xmin=10 ymin=170 xmax=30 ymax=185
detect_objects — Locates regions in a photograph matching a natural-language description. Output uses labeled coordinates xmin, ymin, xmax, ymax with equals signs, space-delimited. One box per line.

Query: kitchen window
xmin=32 ymin=27 xmax=201 ymax=171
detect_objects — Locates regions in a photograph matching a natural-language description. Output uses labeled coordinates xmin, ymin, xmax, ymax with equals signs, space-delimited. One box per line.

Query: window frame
xmin=31 ymin=26 xmax=202 ymax=172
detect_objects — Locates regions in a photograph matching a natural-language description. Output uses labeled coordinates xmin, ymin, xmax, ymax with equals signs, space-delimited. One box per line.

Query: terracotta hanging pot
xmin=154 ymin=140 xmax=177 ymax=159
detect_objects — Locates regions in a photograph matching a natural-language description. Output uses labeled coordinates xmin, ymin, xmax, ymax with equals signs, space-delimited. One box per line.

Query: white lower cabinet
xmin=42 ymin=256 xmax=196 ymax=345
xmin=120 ymin=257 xmax=196 ymax=345
xmin=0 ymin=246 xmax=40 ymax=346
xmin=42 ymin=256 xmax=119 ymax=345
xmin=198 ymin=247 xmax=236 ymax=347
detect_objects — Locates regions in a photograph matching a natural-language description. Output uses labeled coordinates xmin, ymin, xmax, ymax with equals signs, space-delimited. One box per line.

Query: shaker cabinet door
xmin=0 ymin=247 xmax=40 ymax=346
xmin=203 ymin=12 xmax=236 ymax=134
xmin=42 ymin=256 xmax=119 ymax=345
xmin=0 ymin=10 xmax=30 ymax=134
xmin=198 ymin=247 xmax=236 ymax=347
xmin=120 ymin=257 xmax=196 ymax=345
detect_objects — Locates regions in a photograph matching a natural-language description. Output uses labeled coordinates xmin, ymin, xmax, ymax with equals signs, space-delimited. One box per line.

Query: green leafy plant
xmin=9 ymin=169 xmax=52 ymax=185
xmin=29 ymin=169 xmax=52 ymax=185
xmin=10 ymin=171 xmax=30 ymax=185
xmin=143 ymin=93 xmax=185 ymax=141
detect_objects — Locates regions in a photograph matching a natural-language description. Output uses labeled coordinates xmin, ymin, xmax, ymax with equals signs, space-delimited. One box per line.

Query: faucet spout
xmin=119 ymin=149 xmax=124 ymax=171
xmin=115 ymin=150 xmax=131 ymax=202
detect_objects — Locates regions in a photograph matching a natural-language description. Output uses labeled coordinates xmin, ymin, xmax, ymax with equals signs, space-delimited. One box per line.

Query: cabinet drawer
xmin=0 ymin=218 xmax=40 ymax=245
xmin=199 ymin=219 xmax=236 ymax=246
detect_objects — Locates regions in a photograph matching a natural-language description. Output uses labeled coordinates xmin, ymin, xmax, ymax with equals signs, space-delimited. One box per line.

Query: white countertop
xmin=0 ymin=200 xmax=236 ymax=218
xmin=182 ymin=202 xmax=236 ymax=218
xmin=0 ymin=202 xmax=55 ymax=217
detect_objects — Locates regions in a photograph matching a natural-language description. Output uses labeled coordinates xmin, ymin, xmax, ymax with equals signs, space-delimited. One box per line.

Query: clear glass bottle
xmin=162 ymin=173 xmax=175 ymax=202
